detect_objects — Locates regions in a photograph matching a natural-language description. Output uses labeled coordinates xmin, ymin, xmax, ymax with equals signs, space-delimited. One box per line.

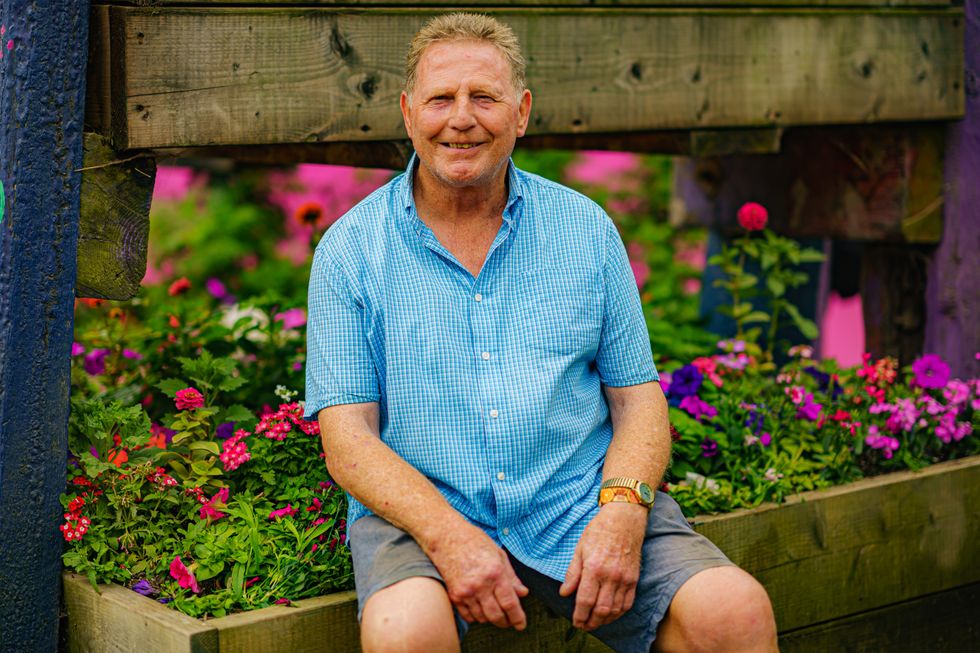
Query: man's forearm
xmin=318 ymin=403 xmax=471 ymax=554
xmin=601 ymin=381 xmax=672 ymax=489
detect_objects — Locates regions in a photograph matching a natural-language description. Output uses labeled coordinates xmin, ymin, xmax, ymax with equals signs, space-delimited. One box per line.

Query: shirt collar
xmin=398 ymin=153 xmax=525 ymax=229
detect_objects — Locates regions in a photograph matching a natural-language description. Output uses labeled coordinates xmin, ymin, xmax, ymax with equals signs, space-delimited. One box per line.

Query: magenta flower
xmin=736 ymin=202 xmax=768 ymax=231
xmin=220 ymin=430 xmax=251 ymax=471
xmin=796 ymin=393 xmax=822 ymax=422
xmin=83 ymin=348 xmax=110 ymax=375
xmin=911 ymin=354 xmax=950 ymax=389
xmin=269 ymin=503 xmax=298 ymax=520
xmin=865 ymin=426 xmax=900 ymax=459
xmin=935 ymin=412 xmax=972 ymax=443
xmin=701 ymin=437 xmax=719 ymax=458
xmin=71 ymin=342 xmax=85 ymax=357
xmin=205 ymin=277 xmax=228 ymax=300
xmin=680 ymin=395 xmax=718 ymax=421
xmin=169 ymin=556 xmax=200 ymax=593
xmin=122 ymin=348 xmax=143 ymax=361
xmin=199 ymin=487 xmax=229 ymax=522
xmin=760 ymin=432 xmax=772 ymax=447
xmin=174 ymin=387 xmax=205 ymax=411
xmin=274 ymin=308 xmax=307 ymax=330
xmin=943 ymin=380 xmax=970 ymax=406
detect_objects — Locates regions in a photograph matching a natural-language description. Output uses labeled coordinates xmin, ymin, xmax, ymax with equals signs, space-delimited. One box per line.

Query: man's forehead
xmin=416 ymin=39 xmax=511 ymax=78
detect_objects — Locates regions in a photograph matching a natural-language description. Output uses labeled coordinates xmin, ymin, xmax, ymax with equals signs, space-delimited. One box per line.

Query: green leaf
xmin=220 ymin=404 xmax=255 ymax=424
xmin=155 ymin=378 xmax=187 ymax=398
xmin=798 ymin=248 xmax=826 ymax=263
xmin=784 ymin=303 xmax=819 ymax=339
xmin=219 ymin=376 xmax=248 ymax=393
xmin=189 ymin=441 xmax=221 ymax=456
xmin=766 ymin=277 xmax=786 ymax=298
xmin=742 ymin=311 xmax=771 ymax=324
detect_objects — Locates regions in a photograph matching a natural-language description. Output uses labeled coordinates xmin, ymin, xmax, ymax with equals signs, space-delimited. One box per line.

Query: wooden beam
xmin=860 ymin=244 xmax=930 ymax=364
xmin=690 ymin=456 xmax=980 ymax=632
xmin=97 ymin=7 xmax=964 ymax=150
xmin=77 ymin=133 xmax=155 ymax=300
xmin=94 ymin=1 xmax=956 ymax=7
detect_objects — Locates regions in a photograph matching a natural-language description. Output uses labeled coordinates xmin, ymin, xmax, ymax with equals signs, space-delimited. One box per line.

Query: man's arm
xmin=559 ymin=380 xmax=671 ymax=631
xmin=318 ymin=402 xmax=529 ymax=629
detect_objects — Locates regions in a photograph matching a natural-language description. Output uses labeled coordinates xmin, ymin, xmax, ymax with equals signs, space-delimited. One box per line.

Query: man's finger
xmin=572 ymin=573 xmax=599 ymax=628
xmin=479 ymin=592 xmax=510 ymax=629
xmin=467 ymin=600 xmax=488 ymax=624
xmin=559 ymin=549 xmax=582 ymax=597
xmin=585 ymin=582 xmax=618 ymax=631
xmin=494 ymin=584 xmax=527 ymax=631
xmin=456 ymin=603 xmax=476 ymax=624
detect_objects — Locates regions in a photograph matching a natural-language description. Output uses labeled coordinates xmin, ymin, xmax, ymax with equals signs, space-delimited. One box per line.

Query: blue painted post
xmin=0 ymin=1 xmax=90 ymax=651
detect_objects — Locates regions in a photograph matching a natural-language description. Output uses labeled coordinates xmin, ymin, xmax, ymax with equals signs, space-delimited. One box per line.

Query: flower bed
xmin=63 ymin=455 xmax=980 ymax=653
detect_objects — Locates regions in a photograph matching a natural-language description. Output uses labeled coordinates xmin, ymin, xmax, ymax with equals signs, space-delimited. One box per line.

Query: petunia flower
xmin=169 ymin=556 xmax=200 ymax=593
xmin=911 ymin=354 xmax=951 ymax=389
xmin=668 ymin=365 xmax=703 ymax=398
xmin=680 ymin=396 xmax=718 ymax=421
xmin=131 ymin=580 xmax=155 ymax=596
xmin=83 ymin=348 xmax=110 ymax=375
xmin=269 ymin=503 xmax=298 ymax=520
xmin=71 ymin=342 xmax=85 ymax=357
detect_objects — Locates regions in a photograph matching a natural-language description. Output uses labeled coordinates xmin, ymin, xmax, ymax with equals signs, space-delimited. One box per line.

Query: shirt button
xmin=497 ymin=471 xmax=505 ymax=481
xmin=481 ymin=352 xmax=491 ymax=361
xmin=502 ymin=527 xmax=510 ymax=536
xmin=474 ymin=293 xmax=483 ymax=302
xmin=489 ymin=409 xmax=499 ymax=418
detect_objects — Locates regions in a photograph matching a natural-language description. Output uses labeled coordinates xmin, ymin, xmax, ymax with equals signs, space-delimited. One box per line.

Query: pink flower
xmin=168 ymin=277 xmax=192 ymax=297
xmin=274 ymin=308 xmax=307 ymax=330
xmin=199 ymin=488 xmax=229 ymax=522
xmin=169 ymin=556 xmax=200 ymax=593
xmin=943 ymin=380 xmax=970 ymax=406
xmin=736 ymin=202 xmax=768 ymax=231
xmin=691 ymin=357 xmax=723 ymax=388
xmin=911 ymin=354 xmax=950 ymax=389
xmin=865 ymin=425 xmax=900 ymax=458
xmin=220 ymin=431 xmax=251 ymax=471
xmin=174 ymin=387 xmax=205 ymax=411
xmin=71 ymin=342 xmax=85 ymax=357
xmin=629 ymin=260 xmax=650 ymax=289
xmin=269 ymin=503 xmax=297 ymax=520
xmin=679 ymin=396 xmax=718 ymax=421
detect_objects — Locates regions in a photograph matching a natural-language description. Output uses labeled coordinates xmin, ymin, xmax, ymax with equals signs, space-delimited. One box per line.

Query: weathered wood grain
xmin=99 ymin=8 xmax=964 ymax=149
xmin=690 ymin=456 xmax=980 ymax=632
xmin=84 ymin=6 xmax=113 ymax=134
xmin=779 ymin=581 xmax=980 ymax=653
xmin=63 ymin=574 xmax=219 ymax=653
xmin=76 ymin=132 xmax=155 ymax=300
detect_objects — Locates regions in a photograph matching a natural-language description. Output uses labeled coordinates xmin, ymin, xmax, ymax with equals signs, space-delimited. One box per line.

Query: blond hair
xmin=405 ymin=13 xmax=527 ymax=96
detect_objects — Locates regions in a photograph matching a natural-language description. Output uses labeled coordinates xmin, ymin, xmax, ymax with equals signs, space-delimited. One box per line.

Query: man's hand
xmin=559 ymin=503 xmax=647 ymax=631
xmin=427 ymin=522 xmax=529 ymax=630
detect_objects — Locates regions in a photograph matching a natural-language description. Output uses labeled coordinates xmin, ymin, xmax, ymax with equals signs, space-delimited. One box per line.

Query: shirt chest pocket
xmin=511 ymin=268 xmax=602 ymax=358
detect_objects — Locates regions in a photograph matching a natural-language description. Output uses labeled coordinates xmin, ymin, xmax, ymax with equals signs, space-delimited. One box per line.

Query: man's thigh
xmin=508 ymin=491 xmax=734 ymax=653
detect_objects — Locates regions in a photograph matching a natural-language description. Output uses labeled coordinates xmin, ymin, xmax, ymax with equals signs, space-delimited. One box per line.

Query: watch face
xmin=639 ymin=483 xmax=655 ymax=504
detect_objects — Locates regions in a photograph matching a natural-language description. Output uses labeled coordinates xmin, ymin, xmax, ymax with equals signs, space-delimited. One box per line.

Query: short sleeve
xmin=304 ymin=246 xmax=380 ymax=420
xmin=594 ymin=218 xmax=659 ymax=386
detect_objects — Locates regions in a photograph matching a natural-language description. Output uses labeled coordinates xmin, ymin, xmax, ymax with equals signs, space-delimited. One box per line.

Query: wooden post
xmin=926 ymin=2 xmax=980 ymax=379
xmin=0 ymin=1 xmax=91 ymax=652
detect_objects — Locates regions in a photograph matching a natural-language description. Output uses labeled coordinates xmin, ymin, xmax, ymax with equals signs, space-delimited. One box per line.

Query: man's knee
xmin=654 ymin=566 xmax=778 ymax=653
xmin=360 ymin=576 xmax=461 ymax=653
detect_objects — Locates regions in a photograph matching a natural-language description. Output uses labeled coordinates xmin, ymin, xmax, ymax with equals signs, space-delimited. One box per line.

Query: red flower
xmin=293 ymin=201 xmax=324 ymax=228
xmin=168 ymin=277 xmax=192 ymax=296
xmin=736 ymin=202 xmax=768 ymax=231
xmin=174 ymin=387 xmax=205 ymax=411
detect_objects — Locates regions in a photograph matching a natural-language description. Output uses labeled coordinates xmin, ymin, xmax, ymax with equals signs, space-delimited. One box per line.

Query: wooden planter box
xmin=64 ymin=456 xmax=980 ymax=653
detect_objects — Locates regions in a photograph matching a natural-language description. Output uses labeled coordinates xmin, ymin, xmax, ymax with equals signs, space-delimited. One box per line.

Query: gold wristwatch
xmin=598 ymin=477 xmax=656 ymax=509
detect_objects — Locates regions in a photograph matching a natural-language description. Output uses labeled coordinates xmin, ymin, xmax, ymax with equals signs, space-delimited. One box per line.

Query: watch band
xmin=598 ymin=486 xmax=643 ymax=507
xmin=600 ymin=477 xmax=656 ymax=508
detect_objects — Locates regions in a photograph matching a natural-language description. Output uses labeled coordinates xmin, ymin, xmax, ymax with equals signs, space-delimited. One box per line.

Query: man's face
xmin=401 ymin=40 xmax=532 ymax=192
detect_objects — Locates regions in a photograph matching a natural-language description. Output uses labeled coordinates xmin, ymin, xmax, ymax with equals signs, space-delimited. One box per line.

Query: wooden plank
xmin=690 ymin=456 xmax=980 ymax=632
xmin=77 ymin=132 xmax=155 ymax=300
xmin=94 ymin=1 xmax=955 ymax=7
xmin=63 ymin=573 xmax=219 ymax=653
xmin=779 ymin=582 xmax=980 ymax=653
xmin=860 ymin=244 xmax=928 ymax=364
xmin=101 ymin=8 xmax=964 ymax=149
xmin=672 ymin=123 xmax=947 ymax=242
xmin=84 ymin=6 xmax=112 ymax=134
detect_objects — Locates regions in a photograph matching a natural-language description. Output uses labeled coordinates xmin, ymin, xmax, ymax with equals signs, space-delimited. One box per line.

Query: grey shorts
xmin=349 ymin=491 xmax=734 ymax=653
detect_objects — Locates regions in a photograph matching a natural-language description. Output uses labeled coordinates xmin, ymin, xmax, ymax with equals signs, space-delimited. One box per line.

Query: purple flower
xmin=122 ymin=348 xmax=143 ymax=361
xmin=680 ymin=395 xmax=718 ymax=421
xmin=912 ymin=354 xmax=950 ymax=389
xmin=132 ymin=580 xmax=155 ymax=596
xmin=803 ymin=366 xmax=831 ymax=391
xmin=215 ymin=421 xmax=236 ymax=440
xmin=796 ymin=393 xmax=822 ymax=422
xmin=71 ymin=342 xmax=85 ymax=357
xmin=745 ymin=410 xmax=764 ymax=434
xmin=865 ymin=425 xmax=900 ymax=458
xmin=668 ymin=365 xmax=703 ymax=398
xmin=701 ymin=437 xmax=719 ymax=458
xmin=83 ymin=348 xmax=110 ymax=375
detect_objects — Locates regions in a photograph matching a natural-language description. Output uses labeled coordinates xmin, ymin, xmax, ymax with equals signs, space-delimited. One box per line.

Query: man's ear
xmin=515 ymin=89 xmax=532 ymax=138
xmin=400 ymin=91 xmax=413 ymax=139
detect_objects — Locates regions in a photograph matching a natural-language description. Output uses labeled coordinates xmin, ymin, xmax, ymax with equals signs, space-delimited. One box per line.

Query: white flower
xmin=220 ymin=304 xmax=270 ymax=342
xmin=683 ymin=471 xmax=721 ymax=494
xmin=764 ymin=468 xmax=783 ymax=483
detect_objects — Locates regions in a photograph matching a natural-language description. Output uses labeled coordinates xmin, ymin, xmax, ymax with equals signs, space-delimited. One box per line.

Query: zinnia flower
xmin=911 ymin=354 xmax=950 ymax=389
xmin=168 ymin=277 xmax=192 ymax=296
xmin=736 ymin=202 xmax=768 ymax=231
xmin=174 ymin=387 xmax=205 ymax=411
xmin=169 ymin=556 xmax=200 ymax=593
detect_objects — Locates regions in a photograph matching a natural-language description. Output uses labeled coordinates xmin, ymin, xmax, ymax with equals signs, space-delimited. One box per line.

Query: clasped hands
xmin=428 ymin=503 xmax=647 ymax=632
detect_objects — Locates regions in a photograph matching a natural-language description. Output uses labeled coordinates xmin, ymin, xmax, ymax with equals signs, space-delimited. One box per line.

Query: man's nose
xmin=447 ymin=97 xmax=477 ymax=130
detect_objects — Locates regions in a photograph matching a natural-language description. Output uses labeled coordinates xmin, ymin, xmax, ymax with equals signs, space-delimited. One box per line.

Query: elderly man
xmin=305 ymin=12 xmax=777 ymax=653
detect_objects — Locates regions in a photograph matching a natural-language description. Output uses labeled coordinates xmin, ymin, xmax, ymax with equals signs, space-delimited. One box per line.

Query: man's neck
xmin=412 ymin=164 xmax=509 ymax=228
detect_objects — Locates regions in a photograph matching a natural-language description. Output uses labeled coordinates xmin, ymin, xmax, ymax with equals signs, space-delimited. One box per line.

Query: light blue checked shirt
xmin=304 ymin=155 xmax=658 ymax=581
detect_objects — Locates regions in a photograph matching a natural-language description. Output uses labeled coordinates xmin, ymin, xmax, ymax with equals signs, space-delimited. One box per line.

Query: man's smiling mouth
xmin=444 ymin=143 xmax=481 ymax=149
